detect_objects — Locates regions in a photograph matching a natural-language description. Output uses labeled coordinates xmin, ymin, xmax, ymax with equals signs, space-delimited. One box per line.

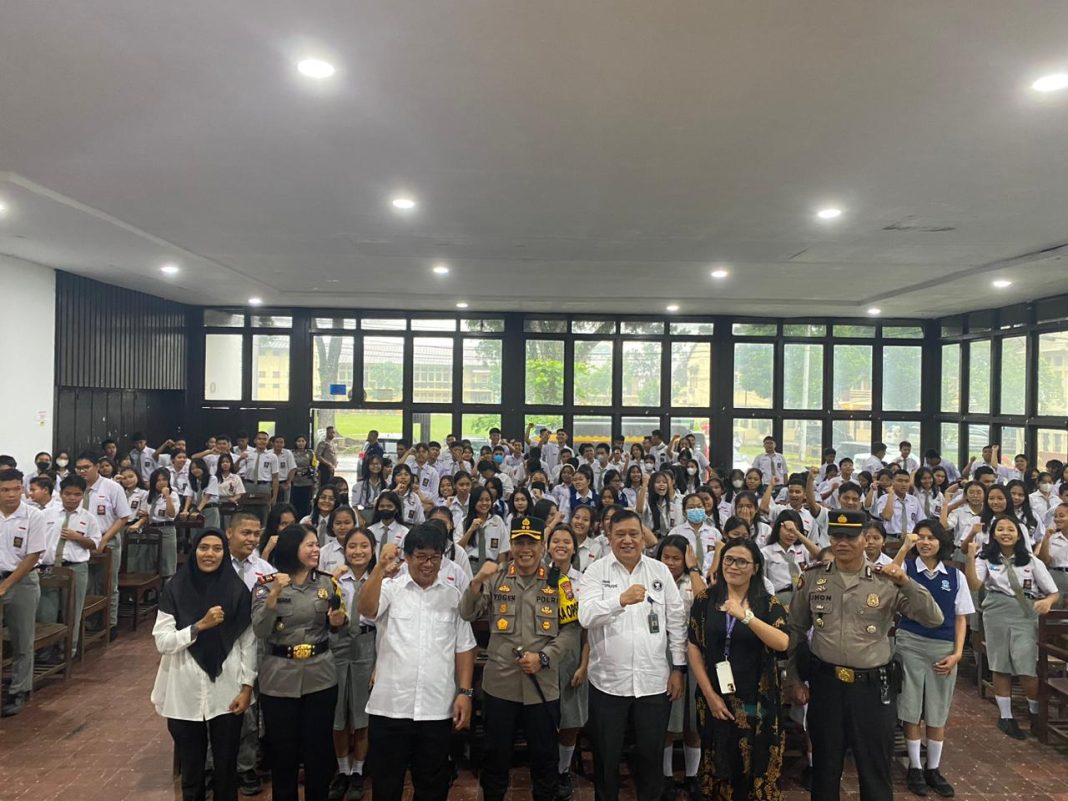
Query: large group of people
xmin=2 ymin=426 xmax=1067 ymax=801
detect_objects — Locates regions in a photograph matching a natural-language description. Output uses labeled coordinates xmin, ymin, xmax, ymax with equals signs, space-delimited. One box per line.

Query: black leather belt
xmin=776 ymin=586 xmax=793 ymax=593
xmin=357 ymin=624 xmax=376 ymax=635
xmin=1050 ymin=567 xmax=1068 ymax=572
xmin=269 ymin=640 xmax=330 ymax=660
xmin=812 ymin=657 xmax=889 ymax=685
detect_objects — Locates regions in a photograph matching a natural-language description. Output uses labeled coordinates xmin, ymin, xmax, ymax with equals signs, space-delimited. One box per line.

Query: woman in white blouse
xmin=151 ymin=529 xmax=257 ymax=801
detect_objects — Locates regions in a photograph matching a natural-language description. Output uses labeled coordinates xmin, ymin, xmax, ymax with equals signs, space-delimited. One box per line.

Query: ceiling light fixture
xmin=455 ymin=301 xmax=469 ymax=309
xmin=867 ymin=307 xmax=881 ymax=316
xmin=992 ymin=279 xmax=1013 ymax=289
xmin=666 ymin=304 xmax=680 ymax=312
xmin=710 ymin=269 xmax=729 ymax=279
xmin=817 ymin=207 xmax=843 ymax=220
xmin=391 ymin=196 xmax=417 ymax=211
xmin=248 ymin=297 xmax=263 ymax=306
xmin=1033 ymin=73 xmax=1068 ymax=93
xmin=432 ymin=263 xmax=450 ymax=275
xmin=160 ymin=263 xmax=180 ymax=275
xmin=0 ymin=201 xmax=7 ymax=216
xmin=297 ymin=58 xmax=335 ymax=79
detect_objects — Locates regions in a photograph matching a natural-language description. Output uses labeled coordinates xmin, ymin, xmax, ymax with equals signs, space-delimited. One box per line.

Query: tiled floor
xmin=3 ymin=627 xmax=1068 ymax=800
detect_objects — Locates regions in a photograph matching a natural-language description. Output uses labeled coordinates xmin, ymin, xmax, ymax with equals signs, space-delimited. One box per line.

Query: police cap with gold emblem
xmin=826 ymin=509 xmax=866 ymax=538
xmin=511 ymin=516 xmax=546 ymax=541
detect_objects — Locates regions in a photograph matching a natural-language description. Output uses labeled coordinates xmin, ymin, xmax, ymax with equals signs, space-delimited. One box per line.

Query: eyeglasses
xmin=74 ymin=464 xmax=93 ymax=472
xmin=409 ymin=553 xmax=443 ymax=566
xmin=723 ymin=556 xmax=753 ymax=568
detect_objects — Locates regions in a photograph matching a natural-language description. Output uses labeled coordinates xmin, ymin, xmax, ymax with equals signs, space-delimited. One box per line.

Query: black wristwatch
xmin=673 ymin=664 xmax=688 ymax=675
xmin=539 ymin=652 xmax=551 ymax=669
xmin=687 ymin=566 xmax=701 ymax=574
xmin=458 ymin=687 xmax=474 ymax=698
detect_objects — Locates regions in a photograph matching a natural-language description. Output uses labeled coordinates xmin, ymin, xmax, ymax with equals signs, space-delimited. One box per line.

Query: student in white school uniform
xmin=561 ymin=466 xmax=599 ymax=522
xmin=389 ymin=464 xmax=429 ymax=528
xmin=889 ymin=440 xmax=921 ymax=474
xmin=181 ymin=458 xmax=221 ymax=533
xmin=640 ymin=470 xmax=684 ymax=540
xmin=27 ymin=475 xmax=62 ymax=512
xmin=568 ymin=505 xmax=606 ymax=571
xmin=668 ymin=493 xmax=721 ymax=575
xmin=168 ymin=450 xmax=192 ymax=498
xmin=1006 ymin=479 xmax=1042 ymax=547
xmin=269 ymin=436 xmax=296 ymax=506
xmin=368 ymin=492 xmax=411 ymax=559
xmin=214 ymin=453 xmax=246 ymax=507
xmin=861 ymin=520 xmax=898 ymax=568
xmin=238 ymin=432 xmax=280 ymax=522
xmin=143 ymin=467 xmax=180 ymax=582
xmin=427 ymin=507 xmax=474 ymax=582
xmin=1030 ymin=472 xmax=1059 ymax=527
xmin=760 ymin=509 xmax=821 ymax=611
xmin=76 ymin=453 xmax=132 ymax=636
xmin=21 ymin=451 xmax=54 ymax=496
xmin=301 ymin=484 xmax=339 ymax=546
xmin=875 ymin=469 xmax=924 ymax=539
xmin=39 ymin=475 xmax=102 ymax=658
xmin=457 ymin=484 xmax=509 ymax=570
xmin=1037 ymin=505 xmax=1068 ymax=600
xmin=751 ymin=435 xmax=788 ymax=486
xmin=731 ymin=491 xmax=772 ymax=546
xmin=965 ymin=515 xmax=1059 ymax=740
xmin=912 ymin=467 xmax=945 ymax=521
xmin=318 ymin=506 xmax=359 ymax=575
xmin=760 ymin=476 xmax=819 ymax=544
xmin=129 ymin=432 xmax=160 ymax=484
xmin=409 ymin=443 xmax=442 ymax=500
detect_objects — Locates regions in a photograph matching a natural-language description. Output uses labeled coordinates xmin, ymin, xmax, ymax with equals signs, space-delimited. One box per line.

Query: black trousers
xmin=168 ymin=713 xmax=244 ymax=801
xmin=808 ymin=670 xmax=896 ymax=801
xmin=260 ymin=686 xmax=339 ymax=801
xmin=588 ymin=685 xmax=670 ymax=801
xmin=368 ymin=714 xmax=453 ymax=801
xmin=290 ymin=484 xmax=314 ymax=519
xmin=481 ymin=692 xmax=560 ymax=801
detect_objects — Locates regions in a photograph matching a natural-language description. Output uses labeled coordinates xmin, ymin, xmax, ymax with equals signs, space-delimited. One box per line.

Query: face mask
xmin=493 ymin=454 xmax=504 ymax=464
xmin=56 ymin=458 xmax=69 ymax=468
xmin=1040 ymin=482 xmax=1053 ymax=493
xmin=379 ymin=509 xmax=396 ymax=522
xmin=687 ymin=467 xmax=698 ymax=476
xmin=686 ymin=508 xmax=707 ymax=525
xmin=36 ymin=460 xmax=51 ymax=472
xmin=732 ymin=479 xmax=744 ymax=489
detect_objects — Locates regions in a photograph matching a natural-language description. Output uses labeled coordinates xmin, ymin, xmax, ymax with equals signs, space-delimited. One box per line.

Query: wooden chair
xmin=1036 ymin=609 xmax=1068 ymax=744
xmin=33 ymin=566 xmax=77 ymax=684
xmin=174 ymin=518 xmax=200 ymax=568
xmin=80 ymin=549 xmax=113 ymax=659
xmin=238 ymin=494 xmax=270 ymax=524
xmin=119 ymin=527 xmax=163 ymax=631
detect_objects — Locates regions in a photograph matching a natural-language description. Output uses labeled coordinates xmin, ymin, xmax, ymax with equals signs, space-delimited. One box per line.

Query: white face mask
xmin=732 ymin=479 xmax=744 ymax=489
xmin=1040 ymin=482 xmax=1053 ymax=494
xmin=56 ymin=458 xmax=69 ymax=468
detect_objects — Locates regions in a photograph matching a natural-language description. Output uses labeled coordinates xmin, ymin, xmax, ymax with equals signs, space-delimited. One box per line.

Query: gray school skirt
xmin=982 ymin=591 xmax=1038 ymax=677
xmin=333 ymin=629 xmax=376 ymax=730
xmin=558 ymin=641 xmax=589 ymax=730
xmin=895 ymin=629 xmax=958 ymax=728
xmin=667 ymin=671 xmax=698 ymax=734
xmin=1050 ymin=568 xmax=1068 ymax=604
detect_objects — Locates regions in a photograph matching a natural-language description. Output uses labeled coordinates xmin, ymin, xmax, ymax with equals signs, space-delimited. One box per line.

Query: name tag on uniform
xmin=490 ymin=538 xmax=498 ymax=550
xmin=13 ymin=536 xmax=23 ymax=548
xmin=97 ymin=505 xmax=106 ymax=516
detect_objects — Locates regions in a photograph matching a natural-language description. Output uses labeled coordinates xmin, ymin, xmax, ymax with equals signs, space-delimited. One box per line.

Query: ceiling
xmin=3 ymin=1 xmax=1068 ymax=317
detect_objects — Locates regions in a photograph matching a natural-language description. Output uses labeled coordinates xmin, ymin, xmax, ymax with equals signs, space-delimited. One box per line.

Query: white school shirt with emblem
xmin=912 ymin=489 xmax=943 ymax=520
xmin=576 ymin=536 xmax=606 ymax=572
xmin=1030 ymin=491 xmax=1057 ymax=526
xmin=273 ymin=449 xmax=296 ymax=482
xmin=366 ymin=571 xmax=477 ymax=721
xmin=889 ymin=455 xmax=920 ymax=474
xmin=948 ymin=506 xmax=984 ymax=546
xmin=668 ymin=522 xmax=721 ymax=574
xmin=132 ymin=447 xmax=158 ymax=483
xmin=217 ymin=474 xmax=245 ymax=501
xmin=761 ymin=542 xmax=814 ymax=592
xmin=318 ymin=538 xmax=347 ymax=574
xmin=368 ymin=521 xmax=410 ymax=557
xmin=410 ymin=463 xmax=441 ymax=500
xmin=85 ymin=476 xmax=132 ymax=534
xmin=241 ymin=450 xmax=279 ymax=483
xmin=974 ymin=556 xmax=1057 ymax=599
xmin=1042 ymin=532 xmax=1068 ymax=569
xmin=910 ymin=557 xmax=975 ymax=616
xmin=767 ymin=503 xmax=818 ymax=539
xmin=463 ymin=516 xmax=510 ymax=562
xmin=874 ymin=493 xmax=924 ymax=535
xmin=41 ymin=506 xmax=102 ymax=565
xmin=32 ymin=496 xmax=63 ymax=514
xmin=752 ymin=453 xmax=788 ymax=485
xmin=231 ymin=552 xmax=277 ymax=590
xmin=149 ymin=491 xmax=179 ymax=523
xmin=0 ymin=500 xmax=47 ymax=571
xmin=169 ymin=467 xmax=192 ymax=498
xmin=641 ymin=496 xmax=684 ymax=536
xmin=126 ymin=488 xmax=149 ymax=521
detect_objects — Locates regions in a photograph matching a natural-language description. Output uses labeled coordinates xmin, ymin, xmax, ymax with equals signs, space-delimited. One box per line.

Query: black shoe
xmin=800 ymin=765 xmax=813 ymax=791
xmin=328 ymin=772 xmax=349 ymax=801
xmin=997 ymin=717 xmax=1026 ymax=740
xmin=685 ymin=775 xmax=702 ymax=800
xmin=556 ymin=771 xmax=573 ymax=801
xmin=1030 ymin=711 xmax=1040 ymax=735
xmin=1 ymin=692 xmax=28 ymax=717
xmin=109 ymin=626 xmax=119 ymax=642
xmin=345 ymin=772 xmax=365 ymax=801
xmin=906 ymin=767 xmax=928 ymax=796
xmin=239 ymin=769 xmax=262 ymax=796
xmin=923 ymin=769 xmax=955 ymax=798
xmin=661 ymin=780 xmax=677 ymax=801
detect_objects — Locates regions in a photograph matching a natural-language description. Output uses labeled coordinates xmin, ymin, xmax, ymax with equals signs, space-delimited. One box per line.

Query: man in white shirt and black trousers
xmin=579 ymin=508 xmax=687 ymax=801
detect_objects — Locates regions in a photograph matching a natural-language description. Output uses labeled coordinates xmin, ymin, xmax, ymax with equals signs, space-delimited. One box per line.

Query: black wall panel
xmin=54 ymin=388 xmax=186 ymax=456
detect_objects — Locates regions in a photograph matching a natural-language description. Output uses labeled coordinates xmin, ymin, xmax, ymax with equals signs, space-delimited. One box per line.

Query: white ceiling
xmin=3 ymin=1 xmax=1068 ymax=317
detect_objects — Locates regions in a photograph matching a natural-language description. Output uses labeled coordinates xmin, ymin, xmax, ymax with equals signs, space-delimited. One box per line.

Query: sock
xmin=906 ymin=739 xmax=922 ymax=769
xmin=353 ymin=760 xmax=364 ymax=775
xmin=684 ymin=745 xmax=701 ymax=777
xmin=663 ymin=745 xmax=674 ymax=777
xmin=1028 ymin=698 xmax=1039 ymax=714
xmin=337 ymin=755 xmax=351 ymax=774
xmin=559 ymin=745 xmax=575 ymax=775
xmin=807 ymin=752 xmax=813 ymax=767
xmin=995 ymin=695 xmax=1013 ymax=718
xmin=926 ymin=739 xmax=943 ymax=770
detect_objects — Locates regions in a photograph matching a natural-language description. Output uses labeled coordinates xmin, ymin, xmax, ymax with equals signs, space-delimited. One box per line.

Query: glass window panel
xmin=412 ymin=412 xmax=453 ymax=445
xmin=252 ymin=334 xmax=289 ymax=401
xmin=312 ymin=335 xmax=354 ymax=402
xmin=363 ymin=336 xmax=404 ymax=402
xmin=204 ymin=310 xmax=243 ymax=327
xmin=411 ymin=319 xmax=457 ymax=332
xmin=361 ymin=318 xmax=406 ymax=331
xmin=968 ymin=340 xmax=991 ymax=414
xmin=883 ymin=326 xmax=924 ymax=338
xmin=783 ymin=324 xmax=826 ymax=337
xmin=525 ymin=340 xmax=565 ymax=405
xmin=1038 ymin=428 xmax=1068 ymax=469
xmin=574 ymin=416 xmax=613 ymax=450
xmin=940 ymin=423 xmax=960 ymax=464
xmin=670 ymin=417 xmax=711 ymax=461
xmin=733 ymin=418 xmax=773 ymax=470
xmin=882 ymin=346 xmax=922 ymax=412
xmin=783 ymin=343 xmax=824 ymax=410
xmin=621 ymin=321 xmax=664 ymax=335
xmin=882 ymin=421 xmax=922 ymax=454
xmin=461 ymin=319 xmax=505 ymax=332
xmin=524 ymin=319 xmax=567 ymax=333
xmin=833 ymin=325 xmax=875 ymax=338
xmin=733 ymin=343 xmax=773 ymax=409
xmin=313 ymin=316 xmax=357 ymax=330
xmin=966 ymin=424 xmax=989 ymax=463
xmin=1000 ymin=427 xmax=1026 ymax=467
xmin=572 ymin=320 xmax=617 ymax=334
xmin=833 ymin=345 xmax=872 ymax=410
xmin=250 ymin=315 xmax=292 ymax=328
xmin=1000 ymin=336 xmax=1027 ymax=416
xmin=831 ymin=421 xmax=873 ymax=463
xmin=462 ymin=339 xmax=502 ymax=404
xmin=670 ymin=342 xmax=711 ymax=407
xmin=941 ymin=317 xmax=964 ymax=337
xmin=316 ymin=409 xmax=404 ymax=478
xmin=573 ymin=340 xmax=614 ymax=406
xmin=670 ymin=322 xmax=714 ymax=335
xmin=782 ymin=419 xmax=823 ymax=470
xmin=941 ymin=345 xmax=960 ymax=413
xmin=412 ymin=337 xmax=453 ymax=403
xmin=463 ymin=414 xmax=503 ymax=449
xmin=204 ymin=334 xmax=243 ymax=400
xmin=732 ymin=323 xmax=776 ymax=336
xmin=257 ymin=420 xmax=276 ymax=437
xmin=622 ymin=341 xmax=662 ymax=406
xmin=621 ymin=416 xmax=660 ymax=448
xmin=1039 ymin=331 xmax=1068 ymax=417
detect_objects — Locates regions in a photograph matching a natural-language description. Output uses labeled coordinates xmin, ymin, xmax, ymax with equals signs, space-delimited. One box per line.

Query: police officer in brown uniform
xmin=786 ymin=510 xmax=943 ymax=801
xmin=460 ymin=516 xmax=580 ymax=801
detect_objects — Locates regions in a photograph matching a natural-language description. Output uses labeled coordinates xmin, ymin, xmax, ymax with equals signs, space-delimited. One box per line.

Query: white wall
xmin=0 ymin=255 xmax=55 ymax=469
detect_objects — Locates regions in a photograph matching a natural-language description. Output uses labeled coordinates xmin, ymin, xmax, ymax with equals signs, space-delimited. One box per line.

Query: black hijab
xmin=159 ymin=529 xmax=252 ymax=681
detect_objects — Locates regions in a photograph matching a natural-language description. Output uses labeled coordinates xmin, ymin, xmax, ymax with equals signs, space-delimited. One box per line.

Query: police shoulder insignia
xmin=497 ymin=584 xmax=511 ymax=593
xmin=255 ymin=584 xmax=270 ymax=599
xmin=537 ymin=565 xmax=546 ymax=579
xmin=317 ymin=587 xmax=329 ymax=600
xmin=540 ymin=605 xmax=552 ymax=615
xmin=506 ymin=563 xmax=517 ymax=577
xmin=815 ymin=577 xmax=827 ymax=586
xmin=866 ymin=593 xmax=880 ymax=608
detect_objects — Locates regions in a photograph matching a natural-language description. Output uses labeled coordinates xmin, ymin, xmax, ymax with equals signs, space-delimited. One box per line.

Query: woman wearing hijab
xmin=151 ymin=529 xmax=257 ymax=801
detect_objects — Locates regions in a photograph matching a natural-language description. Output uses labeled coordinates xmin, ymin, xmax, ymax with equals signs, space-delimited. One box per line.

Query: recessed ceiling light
xmin=710 ymin=269 xmax=729 ymax=279
xmin=297 ymin=58 xmax=335 ymax=79
xmin=160 ymin=263 xmax=180 ymax=275
xmin=1033 ymin=73 xmax=1068 ymax=93
xmin=0 ymin=202 xmax=7 ymax=216
xmin=992 ymin=279 xmax=1013 ymax=289
xmin=455 ymin=301 xmax=469 ymax=309
xmin=867 ymin=307 xmax=881 ymax=316
xmin=433 ymin=264 xmax=450 ymax=275
xmin=666 ymin=304 xmax=680 ymax=312
xmin=391 ymin=196 xmax=417 ymax=211
xmin=817 ymin=207 xmax=843 ymax=220
xmin=248 ymin=297 xmax=263 ymax=306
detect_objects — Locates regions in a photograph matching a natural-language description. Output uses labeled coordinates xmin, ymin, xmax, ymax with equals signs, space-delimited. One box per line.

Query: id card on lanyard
xmin=715 ymin=614 xmax=738 ymax=694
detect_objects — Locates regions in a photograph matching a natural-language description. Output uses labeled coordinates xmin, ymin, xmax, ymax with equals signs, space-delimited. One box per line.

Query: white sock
xmin=338 ymin=755 xmax=351 ymax=774
xmin=684 ymin=745 xmax=701 ymax=777
xmin=995 ymin=695 xmax=1013 ymax=718
xmin=906 ymin=739 xmax=922 ymax=769
xmin=663 ymin=745 xmax=674 ymax=776
xmin=1028 ymin=698 xmax=1039 ymax=714
xmin=926 ymin=739 xmax=943 ymax=770
xmin=807 ymin=751 xmax=813 ymax=767
xmin=353 ymin=760 xmax=364 ymax=775
xmin=559 ymin=745 xmax=575 ymax=774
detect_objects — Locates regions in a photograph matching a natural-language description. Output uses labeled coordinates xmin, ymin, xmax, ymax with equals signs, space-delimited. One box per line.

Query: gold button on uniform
xmin=865 ymin=624 xmax=877 ymax=634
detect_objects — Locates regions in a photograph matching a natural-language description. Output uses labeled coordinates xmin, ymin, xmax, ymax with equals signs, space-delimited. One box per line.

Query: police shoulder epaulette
xmin=802 ymin=562 xmax=824 ymax=572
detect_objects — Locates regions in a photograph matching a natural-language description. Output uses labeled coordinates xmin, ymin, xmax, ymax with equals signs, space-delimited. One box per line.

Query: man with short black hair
xmin=924 ymin=449 xmax=960 ymax=483
xmin=753 ymin=435 xmax=788 ymax=485
xmin=77 ymin=452 xmax=131 ymax=637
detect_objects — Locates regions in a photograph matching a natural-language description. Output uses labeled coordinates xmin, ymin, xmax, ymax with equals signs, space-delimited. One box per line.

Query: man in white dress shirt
xmin=579 ymin=509 xmax=686 ymax=801
xmin=238 ymin=432 xmax=279 ymax=524
xmin=876 ymin=470 xmax=924 ymax=537
xmin=752 ymin=436 xmax=788 ymax=485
